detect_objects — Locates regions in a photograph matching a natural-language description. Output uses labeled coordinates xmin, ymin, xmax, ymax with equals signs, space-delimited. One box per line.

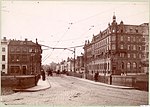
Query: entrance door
xmin=22 ymin=66 xmax=27 ymax=75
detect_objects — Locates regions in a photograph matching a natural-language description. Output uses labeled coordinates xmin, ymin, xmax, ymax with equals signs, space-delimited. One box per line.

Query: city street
xmin=1 ymin=75 xmax=148 ymax=106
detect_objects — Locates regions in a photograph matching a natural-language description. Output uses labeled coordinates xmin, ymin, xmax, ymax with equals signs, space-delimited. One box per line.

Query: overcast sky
xmin=1 ymin=0 xmax=149 ymax=65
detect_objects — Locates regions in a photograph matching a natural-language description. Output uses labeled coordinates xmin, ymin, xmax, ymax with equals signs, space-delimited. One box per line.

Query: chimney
xmin=25 ymin=38 xmax=28 ymax=41
xmin=36 ymin=38 xmax=38 ymax=44
xmin=3 ymin=37 xmax=6 ymax=41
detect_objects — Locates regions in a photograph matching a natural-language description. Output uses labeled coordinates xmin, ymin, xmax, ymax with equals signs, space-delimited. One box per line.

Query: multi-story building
xmin=140 ymin=23 xmax=149 ymax=73
xmin=8 ymin=38 xmax=42 ymax=75
xmin=84 ymin=15 xmax=149 ymax=75
xmin=1 ymin=37 xmax=9 ymax=74
xmin=76 ymin=56 xmax=84 ymax=73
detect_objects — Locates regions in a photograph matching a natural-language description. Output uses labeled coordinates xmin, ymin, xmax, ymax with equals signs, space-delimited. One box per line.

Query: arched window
xmin=133 ymin=62 xmax=137 ymax=69
xmin=127 ymin=62 xmax=131 ymax=69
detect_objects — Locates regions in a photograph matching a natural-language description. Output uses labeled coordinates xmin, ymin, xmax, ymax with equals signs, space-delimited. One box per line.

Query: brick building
xmin=8 ymin=38 xmax=42 ymax=75
xmin=84 ymin=15 xmax=149 ymax=75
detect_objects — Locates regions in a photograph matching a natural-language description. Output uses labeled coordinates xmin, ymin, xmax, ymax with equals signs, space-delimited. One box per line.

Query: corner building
xmin=8 ymin=39 xmax=42 ymax=75
xmin=84 ymin=15 xmax=149 ymax=75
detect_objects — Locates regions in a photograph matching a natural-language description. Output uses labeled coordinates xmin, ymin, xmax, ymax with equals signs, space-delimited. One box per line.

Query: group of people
xmin=46 ymin=68 xmax=53 ymax=76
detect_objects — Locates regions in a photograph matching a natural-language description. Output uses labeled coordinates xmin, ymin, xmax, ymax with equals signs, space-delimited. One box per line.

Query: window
xmin=128 ymin=36 xmax=130 ymax=41
xmin=136 ymin=29 xmax=138 ymax=33
xmin=133 ymin=62 xmax=137 ymax=69
xmin=120 ymin=36 xmax=123 ymax=41
xmin=2 ymin=64 xmax=5 ymax=69
xmin=120 ymin=53 xmax=125 ymax=58
xmin=133 ymin=37 xmax=135 ymax=42
xmin=120 ymin=44 xmax=124 ymax=49
xmin=139 ymin=46 xmax=141 ymax=50
xmin=112 ymin=44 xmax=116 ymax=50
xmin=10 ymin=66 xmax=20 ymax=73
xmin=16 ymin=47 xmax=21 ymax=53
xmin=22 ymin=47 xmax=27 ymax=53
xmin=139 ymin=54 xmax=142 ymax=59
xmin=22 ymin=55 xmax=28 ymax=61
xmin=127 ymin=62 xmax=131 ymax=69
xmin=133 ymin=53 xmax=136 ymax=58
xmin=16 ymin=55 xmax=20 ymax=62
xmin=10 ymin=55 xmax=15 ymax=62
xmin=2 ymin=47 xmax=5 ymax=52
xmin=127 ymin=53 xmax=130 ymax=58
xmin=127 ymin=45 xmax=130 ymax=50
xmin=10 ymin=48 xmax=15 ymax=52
xmin=2 ymin=55 xmax=5 ymax=61
xmin=133 ymin=45 xmax=136 ymax=50
xmin=112 ymin=36 xmax=116 ymax=41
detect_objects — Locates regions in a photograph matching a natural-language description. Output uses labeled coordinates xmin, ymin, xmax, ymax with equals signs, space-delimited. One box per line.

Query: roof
xmin=9 ymin=39 xmax=39 ymax=46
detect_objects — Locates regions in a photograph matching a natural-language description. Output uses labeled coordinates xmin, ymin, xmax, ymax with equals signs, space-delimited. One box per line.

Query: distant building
xmin=8 ymin=38 xmax=42 ymax=75
xmin=1 ymin=37 xmax=9 ymax=74
xmin=84 ymin=15 xmax=149 ymax=75
xmin=76 ymin=56 xmax=84 ymax=73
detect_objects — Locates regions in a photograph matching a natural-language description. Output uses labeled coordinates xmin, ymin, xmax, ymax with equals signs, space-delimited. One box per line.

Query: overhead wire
xmin=42 ymin=23 xmax=73 ymax=63
xmin=42 ymin=4 xmax=148 ymax=63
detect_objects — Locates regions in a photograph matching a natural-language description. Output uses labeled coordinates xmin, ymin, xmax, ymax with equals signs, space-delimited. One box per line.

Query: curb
xmin=13 ymin=86 xmax=51 ymax=92
xmin=70 ymin=76 xmax=135 ymax=90
xmin=13 ymin=80 xmax=51 ymax=92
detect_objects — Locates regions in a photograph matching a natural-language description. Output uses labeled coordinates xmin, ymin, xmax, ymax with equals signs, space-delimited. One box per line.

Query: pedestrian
xmin=94 ymin=72 xmax=99 ymax=82
xmin=49 ymin=69 xmax=53 ymax=76
xmin=41 ymin=68 xmax=46 ymax=81
xmin=57 ymin=70 xmax=60 ymax=76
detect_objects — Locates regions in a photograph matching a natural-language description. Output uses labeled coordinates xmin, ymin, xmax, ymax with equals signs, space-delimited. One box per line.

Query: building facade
xmin=8 ymin=38 xmax=42 ymax=75
xmin=84 ymin=15 xmax=149 ymax=75
xmin=140 ymin=23 xmax=149 ymax=73
xmin=1 ymin=37 xmax=9 ymax=74
xmin=76 ymin=56 xmax=84 ymax=73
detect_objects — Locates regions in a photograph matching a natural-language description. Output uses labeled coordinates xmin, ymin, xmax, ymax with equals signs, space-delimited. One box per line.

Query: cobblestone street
xmin=1 ymin=75 xmax=148 ymax=106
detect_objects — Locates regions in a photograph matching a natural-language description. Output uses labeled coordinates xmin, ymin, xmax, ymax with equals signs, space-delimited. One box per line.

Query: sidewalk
xmin=13 ymin=79 xmax=51 ymax=92
xmin=71 ymin=76 xmax=135 ymax=89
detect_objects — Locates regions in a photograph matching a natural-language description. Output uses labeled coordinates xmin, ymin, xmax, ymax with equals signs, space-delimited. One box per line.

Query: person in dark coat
xmin=41 ymin=69 xmax=46 ymax=81
xmin=94 ymin=72 xmax=99 ymax=82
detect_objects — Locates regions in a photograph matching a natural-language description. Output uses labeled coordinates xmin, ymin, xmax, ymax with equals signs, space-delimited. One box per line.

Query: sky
xmin=1 ymin=0 xmax=149 ymax=65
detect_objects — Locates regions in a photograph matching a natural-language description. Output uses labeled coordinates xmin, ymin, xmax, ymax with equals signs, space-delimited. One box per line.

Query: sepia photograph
xmin=1 ymin=0 xmax=149 ymax=106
